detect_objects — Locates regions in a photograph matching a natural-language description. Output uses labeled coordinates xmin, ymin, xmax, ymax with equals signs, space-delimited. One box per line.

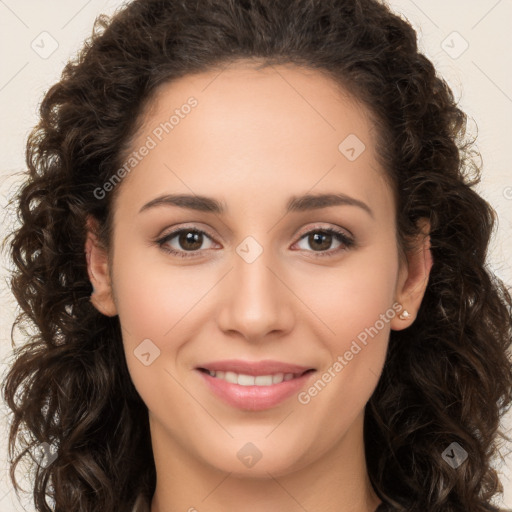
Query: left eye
xmin=156 ymin=227 xmax=354 ymax=259
xmin=293 ymin=228 xmax=354 ymax=255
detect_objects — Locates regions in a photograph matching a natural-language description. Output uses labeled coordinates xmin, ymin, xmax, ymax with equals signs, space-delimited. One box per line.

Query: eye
xmin=292 ymin=227 xmax=355 ymax=257
xmin=155 ymin=225 xmax=355 ymax=259
xmin=156 ymin=228 xmax=217 ymax=258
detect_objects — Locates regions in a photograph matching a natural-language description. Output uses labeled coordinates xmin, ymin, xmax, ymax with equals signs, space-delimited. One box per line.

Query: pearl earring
xmin=399 ymin=309 xmax=411 ymax=320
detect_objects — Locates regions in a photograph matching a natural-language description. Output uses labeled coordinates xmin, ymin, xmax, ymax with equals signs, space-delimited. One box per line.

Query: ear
xmin=391 ymin=217 xmax=433 ymax=330
xmin=85 ymin=215 xmax=118 ymax=317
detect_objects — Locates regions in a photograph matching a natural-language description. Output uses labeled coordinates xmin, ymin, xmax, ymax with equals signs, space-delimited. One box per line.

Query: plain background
xmin=0 ymin=0 xmax=511 ymax=510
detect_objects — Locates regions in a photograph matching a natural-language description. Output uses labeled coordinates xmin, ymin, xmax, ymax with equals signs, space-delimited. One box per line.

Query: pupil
xmin=180 ymin=231 xmax=202 ymax=251
xmin=310 ymin=232 xmax=331 ymax=251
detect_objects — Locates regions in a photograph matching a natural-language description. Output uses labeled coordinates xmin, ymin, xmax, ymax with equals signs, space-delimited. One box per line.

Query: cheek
xmin=111 ymin=249 xmax=205 ymax=413
xmin=111 ymin=244 xmax=210 ymax=339
xmin=293 ymin=241 xmax=399 ymax=342
xmin=294 ymin=250 xmax=398 ymax=428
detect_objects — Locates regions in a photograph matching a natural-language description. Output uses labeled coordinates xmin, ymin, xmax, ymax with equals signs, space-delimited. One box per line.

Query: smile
xmin=198 ymin=368 xmax=314 ymax=386
xmin=196 ymin=368 xmax=317 ymax=411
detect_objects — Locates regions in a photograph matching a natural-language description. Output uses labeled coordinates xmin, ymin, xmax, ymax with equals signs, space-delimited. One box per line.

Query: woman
xmin=3 ymin=0 xmax=511 ymax=511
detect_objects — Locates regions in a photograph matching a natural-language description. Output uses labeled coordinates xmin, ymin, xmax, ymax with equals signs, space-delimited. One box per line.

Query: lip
xmin=195 ymin=359 xmax=315 ymax=376
xmin=195 ymin=360 xmax=317 ymax=411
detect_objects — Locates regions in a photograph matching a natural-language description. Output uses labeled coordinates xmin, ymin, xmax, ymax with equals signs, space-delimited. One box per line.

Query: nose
xmin=216 ymin=247 xmax=296 ymax=343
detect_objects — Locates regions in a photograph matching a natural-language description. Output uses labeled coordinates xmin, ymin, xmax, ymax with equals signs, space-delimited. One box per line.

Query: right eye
xmin=156 ymin=228 xmax=219 ymax=258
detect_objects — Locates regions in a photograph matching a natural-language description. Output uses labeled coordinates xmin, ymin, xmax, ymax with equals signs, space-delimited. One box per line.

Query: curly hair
xmin=2 ymin=0 xmax=512 ymax=511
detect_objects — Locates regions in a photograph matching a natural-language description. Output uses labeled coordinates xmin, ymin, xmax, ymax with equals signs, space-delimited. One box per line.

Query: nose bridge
xmin=216 ymin=239 xmax=294 ymax=341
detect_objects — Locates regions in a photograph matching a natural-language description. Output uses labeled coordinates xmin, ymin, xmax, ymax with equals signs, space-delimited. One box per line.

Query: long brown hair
xmin=3 ymin=1 xmax=512 ymax=511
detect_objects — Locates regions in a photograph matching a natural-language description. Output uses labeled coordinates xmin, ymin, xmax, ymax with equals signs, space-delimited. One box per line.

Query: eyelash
xmin=155 ymin=225 xmax=355 ymax=259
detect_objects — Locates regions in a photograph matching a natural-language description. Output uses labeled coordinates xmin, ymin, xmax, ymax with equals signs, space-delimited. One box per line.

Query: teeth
xmin=224 ymin=371 xmax=238 ymax=384
xmin=275 ymin=373 xmax=288 ymax=384
xmin=205 ymin=370 xmax=300 ymax=386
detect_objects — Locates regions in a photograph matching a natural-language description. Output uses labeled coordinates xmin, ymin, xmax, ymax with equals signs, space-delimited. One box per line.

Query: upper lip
xmin=196 ymin=359 xmax=315 ymax=376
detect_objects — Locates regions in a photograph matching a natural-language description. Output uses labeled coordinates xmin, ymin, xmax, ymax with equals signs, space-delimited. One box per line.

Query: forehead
xmin=112 ymin=61 xmax=392 ymax=219
xmin=142 ymin=61 xmax=374 ymax=145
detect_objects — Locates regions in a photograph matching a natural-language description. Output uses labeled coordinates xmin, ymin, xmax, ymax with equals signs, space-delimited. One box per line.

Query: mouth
xmin=195 ymin=365 xmax=317 ymax=411
xmin=197 ymin=367 xmax=316 ymax=386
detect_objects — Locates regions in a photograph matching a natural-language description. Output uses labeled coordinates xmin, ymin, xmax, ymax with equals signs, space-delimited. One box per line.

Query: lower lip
xmin=196 ymin=369 xmax=316 ymax=411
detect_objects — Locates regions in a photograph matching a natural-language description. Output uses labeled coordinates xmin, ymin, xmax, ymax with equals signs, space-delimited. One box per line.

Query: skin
xmin=86 ymin=60 xmax=432 ymax=512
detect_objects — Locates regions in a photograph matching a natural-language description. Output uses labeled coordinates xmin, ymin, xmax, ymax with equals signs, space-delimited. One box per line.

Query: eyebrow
xmin=139 ymin=192 xmax=374 ymax=218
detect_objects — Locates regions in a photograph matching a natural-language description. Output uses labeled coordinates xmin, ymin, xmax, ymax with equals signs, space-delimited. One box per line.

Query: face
xmin=87 ymin=61 xmax=431 ymax=479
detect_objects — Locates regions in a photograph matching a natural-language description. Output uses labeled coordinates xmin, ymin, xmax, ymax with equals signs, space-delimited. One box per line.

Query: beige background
xmin=1 ymin=0 xmax=511 ymax=509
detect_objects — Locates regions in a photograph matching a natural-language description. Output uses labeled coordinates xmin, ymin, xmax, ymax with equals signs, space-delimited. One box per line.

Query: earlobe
xmin=85 ymin=215 xmax=118 ymax=317
xmin=391 ymin=218 xmax=433 ymax=331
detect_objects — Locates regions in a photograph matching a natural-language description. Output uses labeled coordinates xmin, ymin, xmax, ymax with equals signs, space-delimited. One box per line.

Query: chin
xmin=199 ymin=441 xmax=311 ymax=478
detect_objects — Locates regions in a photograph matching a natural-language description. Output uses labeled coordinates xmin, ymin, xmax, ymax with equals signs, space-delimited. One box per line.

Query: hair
xmin=2 ymin=0 xmax=512 ymax=511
